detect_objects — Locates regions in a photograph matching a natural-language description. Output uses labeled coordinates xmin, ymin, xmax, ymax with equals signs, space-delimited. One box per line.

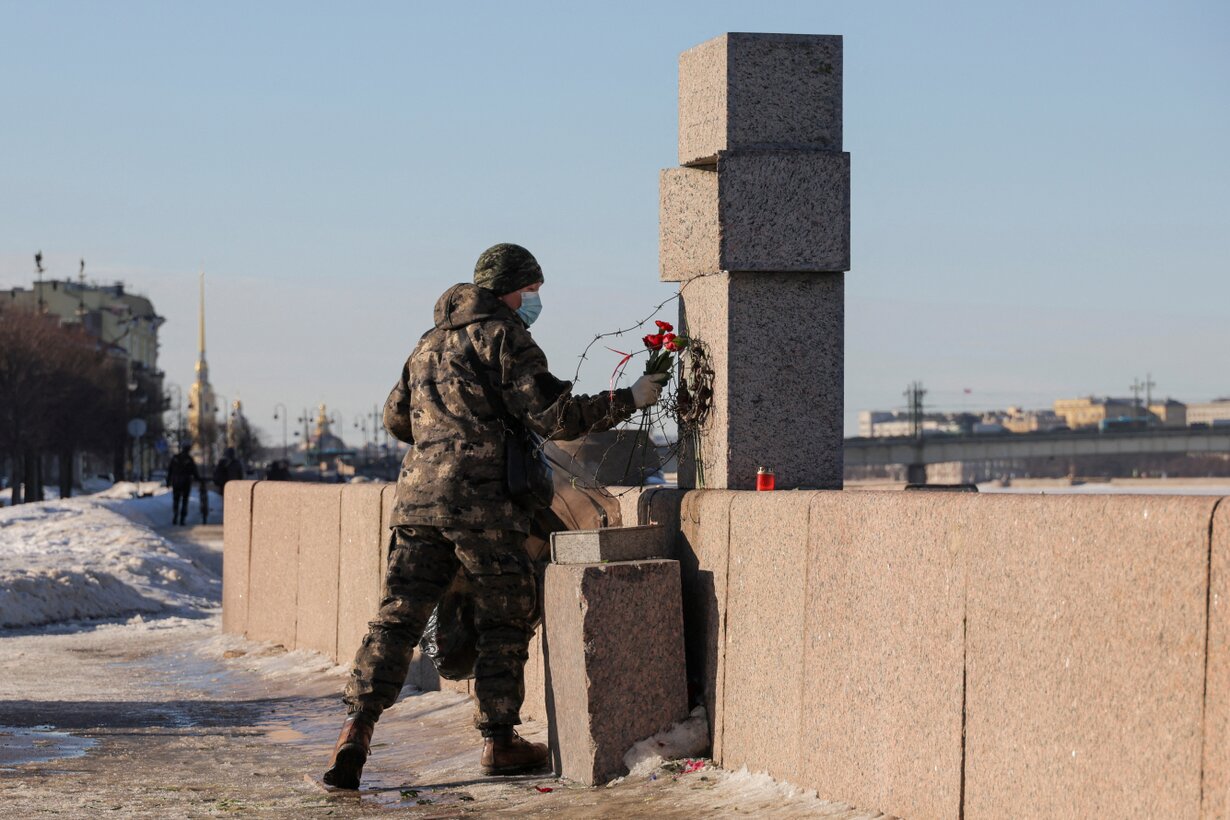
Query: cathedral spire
xmin=198 ymin=270 xmax=206 ymax=360
xmin=189 ymin=270 xmax=217 ymax=464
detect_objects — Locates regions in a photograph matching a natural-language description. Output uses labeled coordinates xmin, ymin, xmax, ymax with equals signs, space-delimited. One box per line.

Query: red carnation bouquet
xmin=642 ymin=320 xmax=689 ymax=379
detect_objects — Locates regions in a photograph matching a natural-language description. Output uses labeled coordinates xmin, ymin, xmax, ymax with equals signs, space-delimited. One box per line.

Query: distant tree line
xmin=0 ymin=306 xmax=130 ymax=502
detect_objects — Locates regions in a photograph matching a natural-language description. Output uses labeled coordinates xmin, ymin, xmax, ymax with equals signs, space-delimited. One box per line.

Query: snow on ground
xmin=622 ymin=705 xmax=710 ymax=778
xmin=0 ymin=488 xmax=222 ymax=629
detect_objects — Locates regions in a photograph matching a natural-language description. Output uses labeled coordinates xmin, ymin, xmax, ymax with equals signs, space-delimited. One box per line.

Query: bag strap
xmin=457 ymin=326 xmax=513 ymax=429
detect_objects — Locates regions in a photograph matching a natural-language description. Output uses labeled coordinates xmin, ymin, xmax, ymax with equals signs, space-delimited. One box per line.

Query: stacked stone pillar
xmin=660 ymin=33 xmax=850 ymax=490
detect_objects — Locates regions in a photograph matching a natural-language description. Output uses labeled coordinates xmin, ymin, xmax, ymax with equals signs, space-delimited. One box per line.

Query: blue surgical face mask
xmin=517 ymin=291 xmax=542 ymax=326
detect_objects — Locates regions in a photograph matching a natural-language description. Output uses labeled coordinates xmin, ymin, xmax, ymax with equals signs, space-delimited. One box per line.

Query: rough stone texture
xmin=963 ymin=493 xmax=1216 ymax=819
xmin=679 ymin=33 xmax=843 ymax=166
xmin=550 ymin=525 xmax=670 ymax=564
xmin=521 ymin=629 xmax=548 ymax=723
xmin=720 ymin=493 xmax=816 ymax=783
xmin=675 ymin=490 xmax=737 ymax=759
xmin=801 ymin=491 xmax=968 ymax=819
xmin=291 ymin=485 xmax=342 ymax=658
xmin=221 ymin=480 xmax=257 ymax=636
xmin=1204 ymin=500 xmax=1230 ymax=820
xmin=659 ymin=167 xmax=720 ymax=278
xmin=246 ymin=482 xmax=302 ymax=649
xmin=678 ymin=272 xmax=843 ymax=490
xmin=610 ymin=487 xmax=686 ymax=533
xmin=660 ymin=151 xmax=850 ymax=280
xmin=336 ymin=484 xmax=386 ymax=664
xmin=544 ymin=560 xmax=688 ymax=785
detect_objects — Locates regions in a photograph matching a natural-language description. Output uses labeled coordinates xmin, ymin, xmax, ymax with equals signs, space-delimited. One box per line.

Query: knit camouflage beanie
xmin=473 ymin=243 xmax=544 ymax=295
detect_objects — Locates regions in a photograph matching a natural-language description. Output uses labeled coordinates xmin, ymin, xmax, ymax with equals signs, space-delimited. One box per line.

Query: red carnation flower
xmin=655 ymin=320 xmax=674 ymax=333
xmin=642 ymin=334 xmax=665 ymax=350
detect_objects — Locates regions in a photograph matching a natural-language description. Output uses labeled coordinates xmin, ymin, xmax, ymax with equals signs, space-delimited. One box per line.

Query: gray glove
xmin=631 ymin=373 xmax=668 ymax=409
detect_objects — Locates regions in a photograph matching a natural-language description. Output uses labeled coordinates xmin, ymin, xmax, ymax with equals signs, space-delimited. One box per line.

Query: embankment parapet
xmin=222 ymin=482 xmax=1228 ymax=817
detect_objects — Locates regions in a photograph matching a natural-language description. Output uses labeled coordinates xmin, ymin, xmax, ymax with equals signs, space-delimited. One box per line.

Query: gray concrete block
xmin=544 ymin=560 xmax=688 ymax=785
xmin=247 ymin=482 xmax=301 ymax=648
xmin=660 ymin=151 xmax=850 ymax=280
xmin=221 ymin=480 xmax=257 ymax=636
xmin=1203 ymin=500 xmax=1230 ymax=819
xmin=678 ymin=271 xmax=843 ymax=490
xmin=679 ymin=33 xmax=843 ymax=166
xmin=294 ymin=485 xmax=343 ymax=658
xmin=550 ymin=525 xmax=671 ymax=564
xmin=963 ymin=493 xmax=1214 ymax=818
xmin=801 ymin=491 xmax=968 ymax=818
xmin=719 ymin=493 xmax=815 ymax=783
xmin=336 ymin=484 xmax=386 ymax=664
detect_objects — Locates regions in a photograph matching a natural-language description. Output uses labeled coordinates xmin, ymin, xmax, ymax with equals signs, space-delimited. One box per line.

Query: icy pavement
xmin=0 ymin=496 xmax=889 ymax=817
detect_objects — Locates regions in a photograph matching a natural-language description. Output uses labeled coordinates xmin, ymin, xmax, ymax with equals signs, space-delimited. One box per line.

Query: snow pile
xmin=622 ymin=705 xmax=710 ymax=778
xmin=0 ymin=495 xmax=218 ymax=628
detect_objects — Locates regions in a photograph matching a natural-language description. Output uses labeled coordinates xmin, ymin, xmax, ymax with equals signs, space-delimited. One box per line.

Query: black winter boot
xmin=322 ymin=712 xmax=376 ymax=790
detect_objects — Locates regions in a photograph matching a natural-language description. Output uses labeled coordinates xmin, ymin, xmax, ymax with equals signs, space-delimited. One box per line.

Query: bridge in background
xmin=844 ymin=426 xmax=1230 ymax=468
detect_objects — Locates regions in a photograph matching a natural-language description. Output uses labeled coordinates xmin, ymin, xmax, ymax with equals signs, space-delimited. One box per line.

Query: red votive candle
xmin=756 ymin=467 xmax=775 ymax=491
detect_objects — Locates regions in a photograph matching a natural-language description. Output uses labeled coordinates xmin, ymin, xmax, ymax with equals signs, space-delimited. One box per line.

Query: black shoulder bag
xmin=460 ymin=330 xmax=554 ymax=511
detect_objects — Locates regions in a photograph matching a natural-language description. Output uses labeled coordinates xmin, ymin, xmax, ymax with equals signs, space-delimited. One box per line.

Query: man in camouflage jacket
xmin=323 ymin=244 xmax=666 ymax=788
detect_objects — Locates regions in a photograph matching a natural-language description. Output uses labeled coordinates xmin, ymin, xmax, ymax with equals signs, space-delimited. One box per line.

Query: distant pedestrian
xmin=266 ymin=460 xmax=292 ymax=481
xmin=198 ymin=477 xmax=210 ymax=525
xmin=213 ymin=447 xmax=244 ymax=492
xmin=166 ymin=445 xmax=200 ymax=526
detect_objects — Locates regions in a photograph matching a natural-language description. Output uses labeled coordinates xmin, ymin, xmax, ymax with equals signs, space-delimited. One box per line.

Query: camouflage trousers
xmin=343 ymin=525 xmax=536 ymax=733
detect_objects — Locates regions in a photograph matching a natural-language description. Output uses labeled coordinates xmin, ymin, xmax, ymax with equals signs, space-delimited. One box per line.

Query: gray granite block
xmin=550 ymin=525 xmax=671 ymax=564
xmin=660 ymin=150 xmax=850 ymax=280
xmin=677 ymin=271 xmax=843 ymax=490
xmin=679 ymin=33 xmax=843 ymax=166
xmin=544 ymin=560 xmax=689 ymax=785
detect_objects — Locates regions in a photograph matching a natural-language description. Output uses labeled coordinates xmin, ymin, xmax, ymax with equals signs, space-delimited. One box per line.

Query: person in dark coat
xmin=166 ymin=445 xmax=200 ymax=526
xmin=213 ymin=447 xmax=244 ymax=492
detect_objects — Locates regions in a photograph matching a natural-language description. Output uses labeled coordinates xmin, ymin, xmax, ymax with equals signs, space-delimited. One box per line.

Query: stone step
xmin=549 ymin=524 xmax=671 ymax=564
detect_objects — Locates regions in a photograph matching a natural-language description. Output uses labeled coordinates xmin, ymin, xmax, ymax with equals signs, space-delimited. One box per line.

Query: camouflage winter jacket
xmin=384 ymin=283 xmax=636 ymax=533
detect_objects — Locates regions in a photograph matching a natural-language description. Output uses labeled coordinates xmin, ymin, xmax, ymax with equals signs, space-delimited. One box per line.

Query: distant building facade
xmin=1148 ymin=399 xmax=1188 ymax=428
xmin=1053 ymin=396 xmax=1141 ymax=430
xmin=1001 ymin=406 xmax=1066 ymax=433
xmin=5 ymin=276 xmax=165 ymax=480
xmin=1188 ymin=399 xmax=1230 ymax=427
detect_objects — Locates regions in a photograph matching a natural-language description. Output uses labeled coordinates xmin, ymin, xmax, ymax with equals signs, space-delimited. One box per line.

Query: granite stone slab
xmin=544 ymin=560 xmax=688 ymax=785
xmin=221 ymin=480 xmax=257 ymax=636
xmin=801 ymin=490 xmax=968 ymax=819
xmin=294 ymin=485 xmax=343 ymax=658
xmin=1203 ymin=499 xmax=1230 ymax=819
xmin=963 ymin=493 xmax=1214 ymax=818
xmin=246 ymin=482 xmax=302 ymax=649
xmin=675 ymin=490 xmax=737 ymax=760
xmin=679 ymin=33 xmax=843 ymax=166
xmin=720 ymin=492 xmax=816 ymax=784
xmin=660 ymin=150 xmax=850 ymax=280
xmin=336 ymin=484 xmax=386 ymax=664
xmin=521 ymin=628 xmax=548 ymax=723
xmin=678 ymin=272 xmax=843 ymax=490
xmin=550 ymin=525 xmax=670 ymax=564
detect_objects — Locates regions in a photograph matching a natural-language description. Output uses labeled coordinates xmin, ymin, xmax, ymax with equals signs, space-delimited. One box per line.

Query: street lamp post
xmin=166 ymin=383 xmax=184 ymax=450
xmin=273 ymin=403 xmax=288 ymax=461
xmin=354 ymin=416 xmax=369 ymax=464
xmin=297 ymin=408 xmax=312 ymax=467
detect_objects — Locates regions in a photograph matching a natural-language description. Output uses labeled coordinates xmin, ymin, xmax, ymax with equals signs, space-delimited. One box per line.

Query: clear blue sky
xmin=2 ymin=0 xmax=1227 ymax=441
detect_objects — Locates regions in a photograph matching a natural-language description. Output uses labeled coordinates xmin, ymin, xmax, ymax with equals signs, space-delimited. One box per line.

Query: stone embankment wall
xmin=222 ymin=480 xmax=1229 ymax=818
